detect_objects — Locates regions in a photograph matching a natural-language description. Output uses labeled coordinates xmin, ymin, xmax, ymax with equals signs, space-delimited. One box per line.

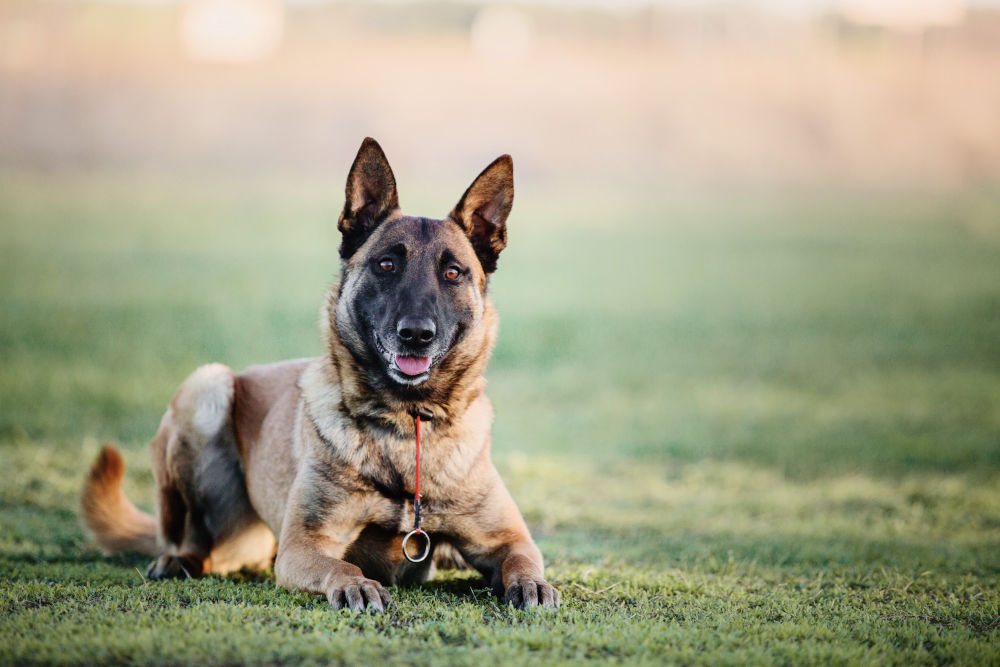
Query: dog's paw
xmin=326 ymin=575 xmax=392 ymax=613
xmin=505 ymin=577 xmax=560 ymax=610
xmin=145 ymin=554 xmax=203 ymax=580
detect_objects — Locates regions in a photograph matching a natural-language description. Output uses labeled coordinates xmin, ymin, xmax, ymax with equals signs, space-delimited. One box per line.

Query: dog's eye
xmin=378 ymin=258 xmax=395 ymax=272
xmin=443 ymin=266 xmax=460 ymax=281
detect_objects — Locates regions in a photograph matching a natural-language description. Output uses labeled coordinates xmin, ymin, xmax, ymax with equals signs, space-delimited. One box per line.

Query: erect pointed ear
xmin=338 ymin=137 xmax=400 ymax=259
xmin=448 ymin=155 xmax=514 ymax=274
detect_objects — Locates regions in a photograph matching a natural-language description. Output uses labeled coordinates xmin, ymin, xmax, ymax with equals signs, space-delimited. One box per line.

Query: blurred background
xmin=1 ymin=0 xmax=999 ymax=567
xmin=3 ymin=0 xmax=1000 ymax=189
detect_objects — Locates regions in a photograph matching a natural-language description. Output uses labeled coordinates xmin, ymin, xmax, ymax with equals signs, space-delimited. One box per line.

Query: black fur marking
xmin=301 ymin=463 xmax=348 ymax=533
xmin=371 ymin=477 xmax=407 ymax=502
xmin=417 ymin=217 xmax=437 ymax=243
xmin=310 ymin=418 xmax=340 ymax=455
xmin=301 ymin=486 xmax=334 ymax=533
xmin=363 ymin=445 xmax=407 ymax=500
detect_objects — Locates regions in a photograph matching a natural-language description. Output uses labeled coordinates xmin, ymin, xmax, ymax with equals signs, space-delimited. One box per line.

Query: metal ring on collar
xmin=402 ymin=528 xmax=431 ymax=563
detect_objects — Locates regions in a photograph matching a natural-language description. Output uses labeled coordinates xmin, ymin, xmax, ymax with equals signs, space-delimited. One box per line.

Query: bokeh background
xmin=5 ymin=0 xmax=1000 ymax=187
xmin=2 ymin=0 xmax=999 ymax=662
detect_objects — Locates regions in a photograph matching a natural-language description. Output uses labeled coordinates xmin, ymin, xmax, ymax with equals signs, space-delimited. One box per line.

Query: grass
xmin=1 ymin=172 xmax=999 ymax=664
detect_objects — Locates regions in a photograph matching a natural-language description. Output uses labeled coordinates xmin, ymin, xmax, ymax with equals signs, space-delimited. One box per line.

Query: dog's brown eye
xmin=379 ymin=258 xmax=395 ymax=272
xmin=444 ymin=266 xmax=460 ymax=281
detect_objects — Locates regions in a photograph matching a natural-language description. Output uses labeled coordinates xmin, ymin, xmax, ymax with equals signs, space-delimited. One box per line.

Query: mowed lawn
xmin=1 ymin=173 xmax=999 ymax=664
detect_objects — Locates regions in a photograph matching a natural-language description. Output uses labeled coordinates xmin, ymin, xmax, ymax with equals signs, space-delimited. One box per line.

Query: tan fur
xmin=80 ymin=138 xmax=558 ymax=611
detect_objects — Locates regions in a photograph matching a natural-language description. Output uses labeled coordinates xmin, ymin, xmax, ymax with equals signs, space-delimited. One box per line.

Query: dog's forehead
xmin=376 ymin=216 xmax=474 ymax=258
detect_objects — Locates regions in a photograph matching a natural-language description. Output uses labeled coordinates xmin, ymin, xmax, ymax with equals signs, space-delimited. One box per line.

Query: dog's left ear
xmin=448 ymin=155 xmax=514 ymax=274
xmin=338 ymin=137 xmax=400 ymax=259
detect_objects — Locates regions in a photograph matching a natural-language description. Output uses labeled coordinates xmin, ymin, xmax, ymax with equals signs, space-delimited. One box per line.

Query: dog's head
xmin=332 ymin=138 xmax=512 ymax=393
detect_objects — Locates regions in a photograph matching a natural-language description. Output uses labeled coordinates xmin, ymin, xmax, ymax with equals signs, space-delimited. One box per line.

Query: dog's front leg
xmin=273 ymin=482 xmax=390 ymax=612
xmin=274 ymin=537 xmax=390 ymax=612
xmin=492 ymin=539 xmax=560 ymax=609
xmin=456 ymin=473 xmax=560 ymax=610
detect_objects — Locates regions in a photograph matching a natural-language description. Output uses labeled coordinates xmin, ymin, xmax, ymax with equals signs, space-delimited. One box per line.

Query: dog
xmin=80 ymin=138 xmax=559 ymax=612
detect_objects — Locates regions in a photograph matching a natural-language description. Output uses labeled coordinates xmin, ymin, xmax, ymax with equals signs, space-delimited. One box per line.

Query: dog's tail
xmin=80 ymin=444 xmax=159 ymax=556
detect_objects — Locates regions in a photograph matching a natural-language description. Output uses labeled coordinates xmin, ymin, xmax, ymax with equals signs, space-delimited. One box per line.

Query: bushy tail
xmin=80 ymin=445 xmax=159 ymax=556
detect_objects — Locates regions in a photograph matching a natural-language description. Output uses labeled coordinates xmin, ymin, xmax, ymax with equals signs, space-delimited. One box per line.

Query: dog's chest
xmin=310 ymin=421 xmax=485 ymax=584
xmin=355 ymin=449 xmax=455 ymax=536
xmin=362 ymin=490 xmax=459 ymax=536
xmin=354 ymin=433 xmax=468 ymax=528
xmin=346 ymin=493 xmax=459 ymax=587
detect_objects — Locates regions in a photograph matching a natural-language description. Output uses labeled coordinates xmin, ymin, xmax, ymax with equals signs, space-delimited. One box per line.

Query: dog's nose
xmin=397 ymin=317 xmax=436 ymax=345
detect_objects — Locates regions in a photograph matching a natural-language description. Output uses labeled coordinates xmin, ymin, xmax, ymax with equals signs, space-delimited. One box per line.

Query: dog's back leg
xmin=146 ymin=364 xmax=275 ymax=579
xmin=146 ymin=424 xmax=217 ymax=579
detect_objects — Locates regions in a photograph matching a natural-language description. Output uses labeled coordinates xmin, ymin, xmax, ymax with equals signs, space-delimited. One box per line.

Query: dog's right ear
xmin=338 ymin=137 xmax=400 ymax=259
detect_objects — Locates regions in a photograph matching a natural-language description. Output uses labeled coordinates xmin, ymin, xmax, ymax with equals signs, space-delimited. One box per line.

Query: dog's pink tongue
xmin=395 ymin=355 xmax=431 ymax=376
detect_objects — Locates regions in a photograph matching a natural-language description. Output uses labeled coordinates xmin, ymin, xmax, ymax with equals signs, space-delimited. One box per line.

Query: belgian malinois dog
xmin=80 ymin=138 xmax=558 ymax=611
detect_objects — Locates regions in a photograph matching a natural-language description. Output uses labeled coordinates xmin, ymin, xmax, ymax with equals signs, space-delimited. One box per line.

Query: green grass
xmin=1 ymin=173 xmax=999 ymax=664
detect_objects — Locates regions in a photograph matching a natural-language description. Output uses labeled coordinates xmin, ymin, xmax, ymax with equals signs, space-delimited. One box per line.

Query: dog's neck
xmin=316 ymin=283 xmax=497 ymax=435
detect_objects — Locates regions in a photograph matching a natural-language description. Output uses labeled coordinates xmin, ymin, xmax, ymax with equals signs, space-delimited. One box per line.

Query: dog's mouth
xmin=371 ymin=330 xmax=436 ymax=386
xmin=394 ymin=355 xmax=432 ymax=376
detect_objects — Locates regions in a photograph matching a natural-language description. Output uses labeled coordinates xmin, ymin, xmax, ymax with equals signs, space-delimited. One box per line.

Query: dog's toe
xmin=505 ymin=578 xmax=560 ymax=610
xmin=326 ymin=575 xmax=391 ymax=613
xmin=146 ymin=554 xmax=200 ymax=580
